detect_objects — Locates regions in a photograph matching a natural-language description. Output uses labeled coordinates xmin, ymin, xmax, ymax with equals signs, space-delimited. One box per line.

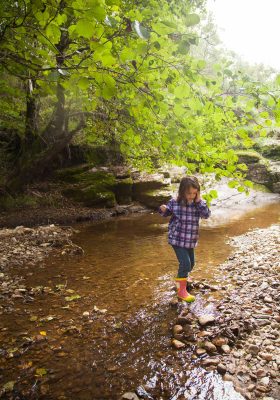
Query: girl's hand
xmin=194 ymin=191 xmax=201 ymax=203
xmin=160 ymin=204 xmax=167 ymax=212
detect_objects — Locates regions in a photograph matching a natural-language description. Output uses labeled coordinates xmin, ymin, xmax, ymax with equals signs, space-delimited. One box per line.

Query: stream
xmin=1 ymin=202 xmax=280 ymax=400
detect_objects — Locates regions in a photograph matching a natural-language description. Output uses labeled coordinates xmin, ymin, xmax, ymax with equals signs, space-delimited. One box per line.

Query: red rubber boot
xmin=175 ymin=278 xmax=195 ymax=302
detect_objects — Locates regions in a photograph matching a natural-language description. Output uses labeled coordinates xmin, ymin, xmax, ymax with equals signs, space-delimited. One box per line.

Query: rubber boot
xmin=175 ymin=278 xmax=195 ymax=302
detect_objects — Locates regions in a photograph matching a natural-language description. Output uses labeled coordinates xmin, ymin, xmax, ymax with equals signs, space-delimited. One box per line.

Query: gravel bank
xmin=171 ymin=224 xmax=280 ymax=400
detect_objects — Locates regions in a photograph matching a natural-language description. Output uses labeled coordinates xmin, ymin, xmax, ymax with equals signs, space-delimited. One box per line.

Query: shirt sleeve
xmin=158 ymin=198 xmax=174 ymax=217
xmin=196 ymin=200 xmax=211 ymax=219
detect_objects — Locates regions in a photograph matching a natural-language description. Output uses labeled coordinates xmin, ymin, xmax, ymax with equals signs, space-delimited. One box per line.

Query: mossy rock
xmin=114 ymin=177 xmax=133 ymax=205
xmin=132 ymin=174 xmax=170 ymax=196
xmin=55 ymin=165 xmax=93 ymax=183
xmin=261 ymin=144 xmax=280 ymax=160
xmin=135 ymin=188 xmax=173 ymax=209
xmin=236 ymin=150 xmax=262 ymax=164
xmin=62 ymin=185 xmax=116 ymax=207
xmin=60 ymin=169 xmax=117 ymax=208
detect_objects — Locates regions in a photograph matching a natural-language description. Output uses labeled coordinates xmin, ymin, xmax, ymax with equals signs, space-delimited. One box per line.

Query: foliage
xmin=0 ymin=0 xmax=279 ymax=197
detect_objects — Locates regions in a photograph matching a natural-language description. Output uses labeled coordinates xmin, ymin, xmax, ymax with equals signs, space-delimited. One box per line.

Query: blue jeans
xmin=172 ymin=245 xmax=195 ymax=278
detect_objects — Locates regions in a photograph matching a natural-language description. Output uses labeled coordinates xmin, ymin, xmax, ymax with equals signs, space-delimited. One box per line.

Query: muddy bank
xmin=0 ymin=225 xmax=82 ymax=308
xmin=170 ymin=225 xmax=280 ymax=400
xmin=0 ymin=201 xmax=148 ymax=229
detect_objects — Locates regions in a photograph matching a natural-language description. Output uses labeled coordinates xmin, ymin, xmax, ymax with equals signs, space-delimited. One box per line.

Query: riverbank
xmin=171 ymin=224 xmax=280 ymax=400
xmin=0 ymin=225 xmax=83 ymax=309
xmin=0 ymin=216 xmax=279 ymax=399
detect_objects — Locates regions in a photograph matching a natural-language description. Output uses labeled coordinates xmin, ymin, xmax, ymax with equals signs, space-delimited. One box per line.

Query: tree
xmin=0 ymin=0 xmax=278 ymax=198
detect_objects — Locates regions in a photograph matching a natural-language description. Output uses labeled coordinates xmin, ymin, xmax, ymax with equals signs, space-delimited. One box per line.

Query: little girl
xmin=159 ymin=176 xmax=211 ymax=302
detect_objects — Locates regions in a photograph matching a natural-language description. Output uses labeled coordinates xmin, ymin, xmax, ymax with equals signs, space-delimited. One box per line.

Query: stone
xmin=217 ymin=363 xmax=227 ymax=375
xmin=173 ymin=325 xmax=183 ymax=335
xmin=260 ymin=353 xmax=273 ymax=362
xmin=260 ymin=377 xmax=270 ymax=385
xmin=256 ymin=369 xmax=267 ymax=378
xmin=201 ymin=357 xmax=220 ymax=367
xmin=198 ymin=315 xmax=216 ymax=326
xmin=203 ymin=341 xmax=217 ymax=353
xmin=121 ymin=393 xmax=139 ymax=400
xmin=196 ymin=348 xmax=206 ymax=356
xmin=212 ymin=337 xmax=228 ymax=347
xmin=171 ymin=339 xmax=186 ymax=349
xmin=223 ymin=374 xmax=234 ymax=382
xmin=248 ymin=344 xmax=259 ymax=355
xmin=247 ymin=384 xmax=255 ymax=392
xmin=255 ymin=385 xmax=270 ymax=393
xmin=221 ymin=344 xmax=231 ymax=354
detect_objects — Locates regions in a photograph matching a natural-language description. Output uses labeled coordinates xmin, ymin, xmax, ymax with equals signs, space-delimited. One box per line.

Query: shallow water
xmin=1 ymin=203 xmax=280 ymax=399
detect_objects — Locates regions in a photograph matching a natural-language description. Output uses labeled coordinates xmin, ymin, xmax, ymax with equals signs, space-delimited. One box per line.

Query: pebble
xmin=201 ymin=357 xmax=220 ymax=366
xmin=173 ymin=325 xmax=183 ymax=335
xmin=203 ymin=341 xmax=217 ymax=353
xmin=221 ymin=344 xmax=231 ymax=354
xmin=121 ymin=393 xmax=139 ymax=400
xmin=198 ymin=315 xmax=216 ymax=326
xmin=171 ymin=339 xmax=186 ymax=349
xmin=217 ymin=363 xmax=227 ymax=375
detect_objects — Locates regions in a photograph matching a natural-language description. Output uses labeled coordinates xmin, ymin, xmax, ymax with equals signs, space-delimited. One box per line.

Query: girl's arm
xmin=158 ymin=198 xmax=174 ymax=217
xmin=195 ymin=193 xmax=211 ymax=219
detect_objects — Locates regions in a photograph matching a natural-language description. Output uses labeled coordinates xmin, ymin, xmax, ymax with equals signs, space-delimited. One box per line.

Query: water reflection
xmin=1 ymin=203 xmax=279 ymax=399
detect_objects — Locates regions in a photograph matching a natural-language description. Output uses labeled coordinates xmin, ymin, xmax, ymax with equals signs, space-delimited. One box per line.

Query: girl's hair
xmin=177 ymin=176 xmax=200 ymax=204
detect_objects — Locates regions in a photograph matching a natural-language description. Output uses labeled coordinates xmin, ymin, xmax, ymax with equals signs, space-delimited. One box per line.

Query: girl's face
xmin=185 ymin=187 xmax=198 ymax=203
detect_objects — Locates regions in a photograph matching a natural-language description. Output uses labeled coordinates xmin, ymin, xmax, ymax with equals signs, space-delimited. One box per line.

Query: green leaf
xmin=185 ymin=14 xmax=200 ymax=27
xmin=174 ymin=84 xmax=190 ymax=99
xmin=78 ymin=77 xmax=90 ymax=90
xmin=105 ymin=16 xmax=118 ymax=27
xmin=177 ymin=39 xmax=190 ymax=54
xmin=209 ymin=189 xmax=218 ymax=198
xmin=275 ymin=74 xmax=280 ymax=86
xmin=228 ymin=180 xmax=239 ymax=188
xmin=46 ymin=23 xmax=61 ymax=44
xmin=90 ymin=6 xmax=106 ymax=22
xmin=152 ymin=21 xmax=177 ymax=35
xmin=65 ymin=294 xmax=81 ymax=301
xmin=76 ymin=19 xmax=95 ymax=38
xmin=132 ymin=21 xmax=150 ymax=40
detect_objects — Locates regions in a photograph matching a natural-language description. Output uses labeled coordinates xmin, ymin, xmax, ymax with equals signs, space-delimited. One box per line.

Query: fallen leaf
xmin=35 ymin=368 xmax=47 ymax=377
xmin=3 ymin=381 xmax=15 ymax=392
xmin=65 ymin=295 xmax=81 ymax=302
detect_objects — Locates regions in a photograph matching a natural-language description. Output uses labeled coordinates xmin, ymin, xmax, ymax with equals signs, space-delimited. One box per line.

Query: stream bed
xmin=1 ymin=202 xmax=280 ymax=400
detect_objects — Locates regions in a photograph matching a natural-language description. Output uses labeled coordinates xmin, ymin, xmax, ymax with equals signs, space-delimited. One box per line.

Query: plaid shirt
xmin=158 ymin=197 xmax=211 ymax=248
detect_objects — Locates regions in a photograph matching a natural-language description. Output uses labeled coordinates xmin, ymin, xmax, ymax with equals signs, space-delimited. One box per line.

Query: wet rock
xmin=256 ymin=385 xmax=271 ymax=393
xmin=171 ymin=339 xmax=186 ymax=349
xmin=201 ymin=357 xmax=220 ymax=367
xmin=248 ymin=344 xmax=259 ymax=355
xmin=256 ymin=369 xmax=267 ymax=378
xmin=260 ymin=377 xmax=270 ymax=386
xmin=177 ymin=313 xmax=195 ymax=325
xmin=173 ymin=325 xmax=183 ymax=335
xmin=223 ymin=373 xmax=234 ymax=382
xmin=203 ymin=341 xmax=217 ymax=353
xmin=247 ymin=384 xmax=256 ymax=392
xmin=221 ymin=344 xmax=231 ymax=354
xmin=121 ymin=393 xmax=139 ymax=400
xmin=217 ymin=363 xmax=227 ymax=375
xmin=212 ymin=337 xmax=228 ymax=347
xmin=198 ymin=315 xmax=216 ymax=326
xmin=196 ymin=348 xmax=206 ymax=356
xmin=260 ymin=352 xmax=273 ymax=361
